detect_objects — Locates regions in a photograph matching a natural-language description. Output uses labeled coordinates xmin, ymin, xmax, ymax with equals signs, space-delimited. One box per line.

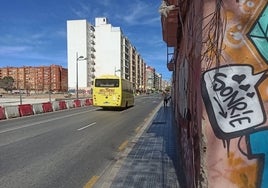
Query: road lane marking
xmin=118 ymin=140 xmax=129 ymax=151
xmin=77 ymin=122 xmax=96 ymax=131
xmin=0 ymin=109 xmax=97 ymax=134
xmin=84 ymin=175 xmax=100 ymax=188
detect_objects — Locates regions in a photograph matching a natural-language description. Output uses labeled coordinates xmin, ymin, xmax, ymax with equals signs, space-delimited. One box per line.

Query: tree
xmin=0 ymin=76 xmax=15 ymax=91
xmin=165 ymin=86 xmax=171 ymax=92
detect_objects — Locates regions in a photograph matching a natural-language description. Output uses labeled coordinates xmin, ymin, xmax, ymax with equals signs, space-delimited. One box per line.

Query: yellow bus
xmin=92 ymin=75 xmax=134 ymax=109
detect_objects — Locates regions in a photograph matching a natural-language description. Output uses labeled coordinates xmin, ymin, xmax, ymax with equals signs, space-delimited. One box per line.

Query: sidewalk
xmin=95 ymin=102 xmax=180 ymax=188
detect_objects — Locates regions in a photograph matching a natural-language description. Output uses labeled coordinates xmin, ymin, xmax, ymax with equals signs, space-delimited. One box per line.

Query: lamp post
xmin=19 ymin=88 xmax=22 ymax=105
xmin=114 ymin=67 xmax=121 ymax=77
xmin=18 ymin=80 xmax=22 ymax=104
xmin=76 ymin=52 xmax=88 ymax=100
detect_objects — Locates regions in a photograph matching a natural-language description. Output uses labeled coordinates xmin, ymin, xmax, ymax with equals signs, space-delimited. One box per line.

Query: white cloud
xmin=70 ymin=2 xmax=99 ymax=19
xmin=0 ymin=46 xmax=30 ymax=55
xmin=118 ymin=1 xmax=160 ymax=26
xmin=0 ymin=31 xmax=48 ymax=47
xmin=70 ymin=0 xmax=160 ymax=26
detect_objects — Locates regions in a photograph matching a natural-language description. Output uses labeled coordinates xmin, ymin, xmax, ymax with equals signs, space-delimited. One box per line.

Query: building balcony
xmin=167 ymin=60 xmax=174 ymax=71
xmin=160 ymin=0 xmax=179 ymax=47
xmin=90 ymin=33 xmax=95 ymax=38
xmin=90 ymin=25 xmax=95 ymax=32
xmin=91 ymin=47 xmax=96 ymax=52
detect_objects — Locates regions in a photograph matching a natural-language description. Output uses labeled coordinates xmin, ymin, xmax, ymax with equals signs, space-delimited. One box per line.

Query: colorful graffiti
xmin=247 ymin=3 xmax=268 ymax=63
xmin=228 ymin=152 xmax=258 ymax=188
xmin=201 ymin=1 xmax=268 ymax=187
xmin=202 ymin=65 xmax=267 ymax=140
xmin=247 ymin=128 xmax=268 ymax=188
xmin=201 ymin=64 xmax=267 ymax=187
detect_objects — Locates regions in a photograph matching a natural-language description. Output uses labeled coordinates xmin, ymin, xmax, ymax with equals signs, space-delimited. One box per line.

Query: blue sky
xmin=0 ymin=0 xmax=171 ymax=80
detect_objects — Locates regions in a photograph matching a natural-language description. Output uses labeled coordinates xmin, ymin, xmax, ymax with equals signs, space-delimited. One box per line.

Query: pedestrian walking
xmin=163 ymin=91 xmax=169 ymax=107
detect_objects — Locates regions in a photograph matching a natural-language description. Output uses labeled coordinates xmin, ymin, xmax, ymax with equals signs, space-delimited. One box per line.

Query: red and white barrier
xmin=74 ymin=99 xmax=81 ymax=107
xmin=59 ymin=100 xmax=67 ymax=110
xmin=52 ymin=101 xmax=60 ymax=111
xmin=85 ymin=98 xmax=93 ymax=106
xmin=5 ymin=106 xmax=20 ymax=119
xmin=18 ymin=104 xmax=34 ymax=117
xmin=0 ymin=106 xmax=6 ymax=120
xmin=32 ymin=103 xmax=44 ymax=114
xmin=0 ymin=98 xmax=92 ymax=120
xmin=66 ymin=100 xmax=75 ymax=108
xmin=42 ymin=102 xmax=53 ymax=113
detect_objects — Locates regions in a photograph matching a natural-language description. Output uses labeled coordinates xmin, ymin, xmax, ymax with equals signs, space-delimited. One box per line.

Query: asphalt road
xmin=0 ymin=94 xmax=162 ymax=188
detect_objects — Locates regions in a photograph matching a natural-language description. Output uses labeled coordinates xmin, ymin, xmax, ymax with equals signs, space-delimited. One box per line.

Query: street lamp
xmin=76 ymin=52 xmax=88 ymax=100
xmin=114 ymin=67 xmax=121 ymax=77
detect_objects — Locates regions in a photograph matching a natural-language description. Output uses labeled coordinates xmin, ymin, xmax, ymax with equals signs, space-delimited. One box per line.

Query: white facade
xmin=94 ymin=17 xmax=122 ymax=77
xmin=66 ymin=17 xmax=150 ymax=93
xmin=67 ymin=19 xmax=95 ymax=92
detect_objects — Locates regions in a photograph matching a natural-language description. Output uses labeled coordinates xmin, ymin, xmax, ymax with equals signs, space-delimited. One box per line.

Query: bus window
xmin=95 ymin=79 xmax=119 ymax=87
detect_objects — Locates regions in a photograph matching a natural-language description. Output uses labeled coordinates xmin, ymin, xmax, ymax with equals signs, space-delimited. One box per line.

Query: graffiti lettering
xmin=212 ymin=72 xmax=254 ymax=130
xmin=213 ymin=72 xmax=226 ymax=91
xmin=214 ymin=73 xmax=248 ymax=117
xmin=229 ymin=117 xmax=251 ymax=127
xmin=202 ymin=65 xmax=266 ymax=139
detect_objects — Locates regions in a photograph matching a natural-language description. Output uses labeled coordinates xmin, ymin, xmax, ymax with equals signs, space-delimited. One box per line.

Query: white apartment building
xmin=66 ymin=19 xmax=95 ymax=93
xmin=67 ymin=17 xmax=147 ymax=93
xmin=94 ymin=17 xmax=130 ymax=79
xmin=146 ymin=66 xmax=155 ymax=92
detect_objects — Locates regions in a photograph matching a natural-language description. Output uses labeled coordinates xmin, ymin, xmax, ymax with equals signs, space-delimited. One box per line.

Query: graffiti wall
xmin=202 ymin=1 xmax=268 ymax=187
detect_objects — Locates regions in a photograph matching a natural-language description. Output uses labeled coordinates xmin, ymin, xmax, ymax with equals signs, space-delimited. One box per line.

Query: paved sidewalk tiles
xmin=106 ymin=105 xmax=180 ymax=188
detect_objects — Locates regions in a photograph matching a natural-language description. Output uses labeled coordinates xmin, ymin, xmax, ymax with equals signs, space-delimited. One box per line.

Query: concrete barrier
xmin=32 ymin=103 xmax=44 ymax=114
xmin=0 ymin=106 xmax=6 ymax=120
xmin=18 ymin=104 xmax=34 ymax=117
xmin=5 ymin=106 xmax=20 ymax=119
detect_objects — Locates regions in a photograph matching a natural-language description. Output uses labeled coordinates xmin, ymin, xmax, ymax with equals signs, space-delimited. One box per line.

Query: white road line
xmin=77 ymin=122 xmax=97 ymax=131
xmin=0 ymin=109 xmax=97 ymax=134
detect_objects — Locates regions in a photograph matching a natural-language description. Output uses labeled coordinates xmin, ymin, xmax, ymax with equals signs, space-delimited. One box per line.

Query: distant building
xmin=130 ymin=47 xmax=146 ymax=93
xmin=0 ymin=65 xmax=68 ymax=92
xmin=155 ymin=73 xmax=162 ymax=91
xmin=146 ymin=66 xmax=155 ymax=92
xmin=67 ymin=17 xmax=147 ymax=93
xmin=67 ymin=19 xmax=96 ymax=93
xmin=162 ymin=79 xmax=171 ymax=91
xmin=94 ymin=17 xmax=123 ymax=77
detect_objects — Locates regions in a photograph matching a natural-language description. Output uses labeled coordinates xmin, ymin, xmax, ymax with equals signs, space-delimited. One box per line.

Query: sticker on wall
xmin=201 ymin=64 xmax=267 ymax=139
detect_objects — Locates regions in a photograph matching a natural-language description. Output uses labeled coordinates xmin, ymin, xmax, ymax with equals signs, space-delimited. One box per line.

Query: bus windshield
xmin=95 ymin=79 xmax=119 ymax=87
